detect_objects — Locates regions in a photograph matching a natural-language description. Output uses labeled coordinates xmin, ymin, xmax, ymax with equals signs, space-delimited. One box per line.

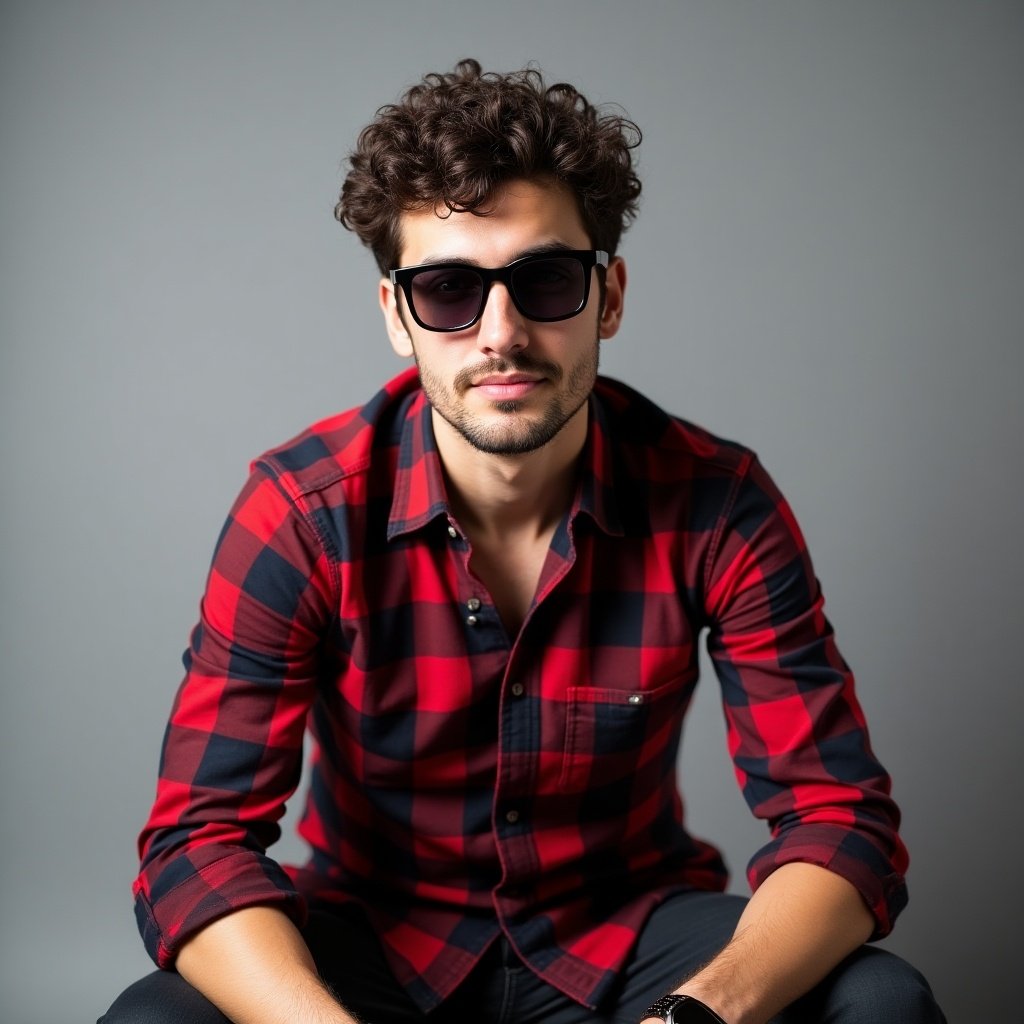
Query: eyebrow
xmin=412 ymin=241 xmax=581 ymax=268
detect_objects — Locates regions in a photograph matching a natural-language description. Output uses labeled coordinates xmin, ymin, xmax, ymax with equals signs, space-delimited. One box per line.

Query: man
xmin=101 ymin=60 xmax=944 ymax=1024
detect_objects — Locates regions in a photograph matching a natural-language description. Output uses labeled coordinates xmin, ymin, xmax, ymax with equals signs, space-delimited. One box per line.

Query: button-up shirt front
xmin=133 ymin=367 xmax=908 ymax=1011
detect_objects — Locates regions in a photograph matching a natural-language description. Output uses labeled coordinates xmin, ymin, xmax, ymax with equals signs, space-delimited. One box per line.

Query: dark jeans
xmin=99 ymin=891 xmax=946 ymax=1023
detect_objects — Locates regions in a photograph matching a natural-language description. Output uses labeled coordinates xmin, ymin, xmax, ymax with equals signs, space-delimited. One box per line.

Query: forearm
xmin=175 ymin=905 xmax=359 ymax=1024
xmin=643 ymin=862 xmax=874 ymax=1024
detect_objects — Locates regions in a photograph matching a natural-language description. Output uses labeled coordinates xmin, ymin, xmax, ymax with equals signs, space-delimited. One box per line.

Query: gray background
xmin=1 ymin=2 xmax=1021 ymax=1022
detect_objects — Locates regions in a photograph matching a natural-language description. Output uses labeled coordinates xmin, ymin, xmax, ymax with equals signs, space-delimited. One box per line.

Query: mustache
xmin=454 ymin=355 xmax=563 ymax=392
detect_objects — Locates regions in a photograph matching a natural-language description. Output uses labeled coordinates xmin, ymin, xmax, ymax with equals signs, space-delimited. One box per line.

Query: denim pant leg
xmin=97 ymin=970 xmax=230 ymax=1024
xmin=772 ymin=944 xmax=947 ymax=1024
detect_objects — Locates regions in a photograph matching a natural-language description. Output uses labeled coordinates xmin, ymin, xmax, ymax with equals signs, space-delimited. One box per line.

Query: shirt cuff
xmin=746 ymin=824 xmax=909 ymax=939
xmin=133 ymin=848 xmax=308 ymax=968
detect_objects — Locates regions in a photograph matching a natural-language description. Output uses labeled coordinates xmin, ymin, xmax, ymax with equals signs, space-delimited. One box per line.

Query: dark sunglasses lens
xmin=410 ymin=267 xmax=484 ymax=330
xmin=511 ymin=258 xmax=586 ymax=319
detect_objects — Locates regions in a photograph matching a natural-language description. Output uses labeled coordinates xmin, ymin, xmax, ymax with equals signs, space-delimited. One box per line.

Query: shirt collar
xmin=386 ymin=389 xmax=451 ymax=541
xmin=387 ymin=380 xmax=624 ymax=541
xmin=574 ymin=387 xmax=624 ymax=537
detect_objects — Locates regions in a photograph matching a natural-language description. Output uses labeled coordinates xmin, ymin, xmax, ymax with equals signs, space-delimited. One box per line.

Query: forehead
xmin=396 ymin=178 xmax=591 ymax=267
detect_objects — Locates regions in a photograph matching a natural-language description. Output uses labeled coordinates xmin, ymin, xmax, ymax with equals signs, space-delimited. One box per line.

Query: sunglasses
xmin=389 ymin=249 xmax=608 ymax=333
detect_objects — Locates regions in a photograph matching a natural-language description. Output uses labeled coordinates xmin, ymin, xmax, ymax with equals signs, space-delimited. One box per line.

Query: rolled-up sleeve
xmin=133 ymin=464 xmax=336 ymax=967
xmin=703 ymin=453 xmax=909 ymax=938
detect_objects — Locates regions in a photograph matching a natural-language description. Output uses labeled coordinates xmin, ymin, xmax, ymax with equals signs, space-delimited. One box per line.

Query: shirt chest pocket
xmin=558 ymin=672 xmax=693 ymax=793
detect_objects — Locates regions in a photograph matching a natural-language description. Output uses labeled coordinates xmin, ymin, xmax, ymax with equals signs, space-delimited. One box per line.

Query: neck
xmin=432 ymin=405 xmax=588 ymax=541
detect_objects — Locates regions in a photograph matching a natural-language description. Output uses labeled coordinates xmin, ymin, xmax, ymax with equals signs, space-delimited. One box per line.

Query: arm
xmin=646 ymin=454 xmax=907 ymax=1022
xmin=134 ymin=464 xmax=338 ymax=994
xmin=640 ymin=862 xmax=873 ymax=1024
xmin=175 ymin=906 xmax=358 ymax=1024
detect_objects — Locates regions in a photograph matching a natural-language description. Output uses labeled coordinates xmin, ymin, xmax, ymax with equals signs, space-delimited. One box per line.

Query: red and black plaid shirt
xmin=134 ymin=367 xmax=908 ymax=1011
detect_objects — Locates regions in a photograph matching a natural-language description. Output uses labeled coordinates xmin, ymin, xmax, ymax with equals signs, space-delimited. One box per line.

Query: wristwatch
xmin=642 ymin=993 xmax=728 ymax=1023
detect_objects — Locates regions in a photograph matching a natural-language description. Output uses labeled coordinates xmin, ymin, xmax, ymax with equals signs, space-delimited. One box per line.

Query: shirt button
xmin=466 ymin=597 xmax=482 ymax=612
xmin=510 ymin=682 xmax=525 ymax=698
xmin=447 ymin=525 xmax=458 ymax=539
xmin=505 ymin=809 xmax=520 ymax=824
xmin=466 ymin=614 xmax=479 ymax=626
xmin=628 ymin=694 xmax=643 ymax=705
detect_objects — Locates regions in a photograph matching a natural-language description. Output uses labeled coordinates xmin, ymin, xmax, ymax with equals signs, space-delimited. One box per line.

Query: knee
xmin=865 ymin=956 xmax=945 ymax=1022
xmin=98 ymin=970 xmax=227 ymax=1024
xmin=787 ymin=947 xmax=946 ymax=1023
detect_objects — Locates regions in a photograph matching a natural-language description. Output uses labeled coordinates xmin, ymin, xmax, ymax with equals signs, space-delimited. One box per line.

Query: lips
xmin=471 ymin=374 xmax=545 ymax=400
xmin=473 ymin=373 xmax=542 ymax=387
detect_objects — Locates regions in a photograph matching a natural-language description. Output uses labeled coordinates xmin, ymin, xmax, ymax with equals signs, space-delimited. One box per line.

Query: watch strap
xmin=643 ymin=993 xmax=728 ymax=1023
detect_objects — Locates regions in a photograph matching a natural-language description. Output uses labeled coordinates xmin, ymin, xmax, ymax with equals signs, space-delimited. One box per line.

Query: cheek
xmin=410 ymin=342 xmax=462 ymax=386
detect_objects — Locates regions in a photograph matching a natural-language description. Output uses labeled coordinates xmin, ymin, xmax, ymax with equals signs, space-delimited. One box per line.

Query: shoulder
xmin=593 ymin=375 xmax=756 ymax=485
xmin=250 ymin=367 xmax=422 ymax=501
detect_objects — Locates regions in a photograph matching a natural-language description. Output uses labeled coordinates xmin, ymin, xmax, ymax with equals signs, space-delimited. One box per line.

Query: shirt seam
xmin=702 ymin=449 xmax=755 ymax=603
xmin=251 ymin=455 xmax=345 ymax=632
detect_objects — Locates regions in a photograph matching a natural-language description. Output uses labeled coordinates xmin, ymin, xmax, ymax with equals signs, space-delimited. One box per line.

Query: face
xmin=379 ymin=179 xmax=626 ymax=459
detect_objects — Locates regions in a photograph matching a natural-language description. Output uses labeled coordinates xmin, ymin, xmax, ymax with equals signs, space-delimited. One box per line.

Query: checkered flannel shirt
xmin=133 ymin=367 xmax=908 ymax=1011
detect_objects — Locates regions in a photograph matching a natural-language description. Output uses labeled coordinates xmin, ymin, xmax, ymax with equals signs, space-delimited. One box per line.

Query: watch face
xmin=672 ymin=998 xmax=726 ymax=1023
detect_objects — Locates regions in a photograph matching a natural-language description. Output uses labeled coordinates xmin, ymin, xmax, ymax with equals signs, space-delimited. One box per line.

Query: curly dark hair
xmin=336 ymin=59 xmax=642 ymax=274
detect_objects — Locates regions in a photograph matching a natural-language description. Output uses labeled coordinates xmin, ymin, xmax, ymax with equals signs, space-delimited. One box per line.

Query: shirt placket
xmin=442 ymin=513 xmax=533 ymax=907
xmin=444 ymin=517 xmax=509 ymax=651
xmin=474 ymin=518 xmax=579 ymax=932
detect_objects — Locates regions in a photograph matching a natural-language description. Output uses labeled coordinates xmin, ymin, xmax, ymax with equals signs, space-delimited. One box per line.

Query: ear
xmin=379 ymin=278 xmax=414 ymax=358
xmin=598 ymin=256 xmax=627 ymax=340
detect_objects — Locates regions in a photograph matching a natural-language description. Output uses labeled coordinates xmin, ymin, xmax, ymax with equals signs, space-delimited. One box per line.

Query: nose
xmin=474 ymin=281 xmax=528 ymax=357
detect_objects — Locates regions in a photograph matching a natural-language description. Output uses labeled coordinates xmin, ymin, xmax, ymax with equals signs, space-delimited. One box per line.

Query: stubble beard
xmin=415 ymin=339 xmax=601 ymax=457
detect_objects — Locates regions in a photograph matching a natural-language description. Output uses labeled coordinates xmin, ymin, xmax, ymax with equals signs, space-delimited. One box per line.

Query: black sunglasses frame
xmin=389 ymin=249 xmax=609 ymax=333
